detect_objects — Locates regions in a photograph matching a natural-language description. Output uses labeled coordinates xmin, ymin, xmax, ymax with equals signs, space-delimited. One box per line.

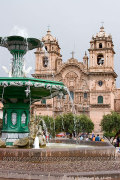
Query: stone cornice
xmin=32 ymin=74 xmax=53 ymax=78
xmin=34 ymin=51 xmax=61 ymax=57
xmin=33 ymin=104 xmax=52 ymax=108
xmin=88 ymin=71 xmax=117 ymax=78
xmin=88 ymin=48 xmax=115 ymax=54
xmin=90 ymin=37 xmax=112 ymax=41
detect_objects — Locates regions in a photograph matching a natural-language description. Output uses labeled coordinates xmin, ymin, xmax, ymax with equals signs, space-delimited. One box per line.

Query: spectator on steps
xmin=95 ymin=134 xmax=100 ymax=141
xmin=80 ymin=136 xmax=83 ymax=140
xmin=92 ymin=135 xmax=95 ymax=141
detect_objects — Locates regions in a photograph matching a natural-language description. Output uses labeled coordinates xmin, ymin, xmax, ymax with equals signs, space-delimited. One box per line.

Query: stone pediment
xmin=67 ymin=58 xmax=78 ymax=64
xmin=56 ymin=60 xmax=85 ymax=75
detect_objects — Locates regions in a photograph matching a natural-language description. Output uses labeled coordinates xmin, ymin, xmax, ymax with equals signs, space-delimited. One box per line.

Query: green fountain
xmin=0 ymin=36 xmax=67 ymax=146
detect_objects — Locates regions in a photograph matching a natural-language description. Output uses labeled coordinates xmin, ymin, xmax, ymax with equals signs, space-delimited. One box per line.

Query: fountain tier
xmin=0 ymin=36 xmax=43 ymax=77
xmin=0 ymin=77 xmax=67 ymax=145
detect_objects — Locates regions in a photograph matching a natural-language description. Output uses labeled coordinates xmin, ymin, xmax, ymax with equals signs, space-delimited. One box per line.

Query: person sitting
xmin=95 ymin=134 xmax=100 ymax=141
xmin=100 ymin=138 xmax=104 ymax=142
xmin=80 ymin=136 xmax=83 ymax=140
xmin=92 ymin=135 xmax=95 ymax=141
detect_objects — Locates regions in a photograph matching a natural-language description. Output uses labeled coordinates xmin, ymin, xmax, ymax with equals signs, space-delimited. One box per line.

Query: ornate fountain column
xmin=2 ymin=100 xmax=30 ymax=145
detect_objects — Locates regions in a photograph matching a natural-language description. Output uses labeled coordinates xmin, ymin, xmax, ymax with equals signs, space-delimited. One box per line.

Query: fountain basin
xmin=0 ymin=140 xmax=115 ymax=163
xmin=0 ymin=140 xmax=116 ymax=180
xmin=0 ymin=36 xmax=43 ymax=54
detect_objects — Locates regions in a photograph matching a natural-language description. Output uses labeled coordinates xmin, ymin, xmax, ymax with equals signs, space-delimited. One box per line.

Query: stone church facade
xmin=32 ymin=26 xmax=120 ymax=133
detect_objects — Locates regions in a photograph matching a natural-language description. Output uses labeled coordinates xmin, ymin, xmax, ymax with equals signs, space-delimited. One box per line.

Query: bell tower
xmin=88 ymin=26 xmax=117 ymax=133
xmin=33 ymin=29 xmax=62 ymax=80
xmin=89 ymin=26 xmax=115 ymax=72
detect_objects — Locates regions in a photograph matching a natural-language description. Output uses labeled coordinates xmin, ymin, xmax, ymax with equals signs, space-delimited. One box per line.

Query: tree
xmin=76 ymin=114 xmax=94 ymax=134
xmin=55 ymin=113 xmax=74 ymax=136
xmin=35 ymin=113 xmax=94 ymax=138
xmin=55 ymin=113 xmax=94 ymax=137
xmin=100 ymin=111 xmax=120 ymax=139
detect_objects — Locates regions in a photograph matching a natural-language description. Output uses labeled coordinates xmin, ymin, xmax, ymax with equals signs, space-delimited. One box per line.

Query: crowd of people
xmin=79 ymin=134 xmax=104 ymax=142
xmin=92 ymin=134 xmax=104 ymax=142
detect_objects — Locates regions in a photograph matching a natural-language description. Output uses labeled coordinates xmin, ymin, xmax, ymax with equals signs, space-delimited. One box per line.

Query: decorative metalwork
xmin=11 ymin=113 xmax=17 ymax=125
xmin=46 ymin=84 xmax=51 ymax=90
xmin=5 ymin=113 xmax=7 ymax=125
xmin=2 ymin=82 xmax=8 ymax=87
xmin=52 ymin=85 xmax=61 ymax=90
xmin=25 ymin=82 xmax=33 ymax=86
xmin=10 ymin=81 xmax=23 ymax=86
xmin=25 ymin=86 xmax=30 ymax=97
xmin=21 ymin=113 xmax=26 ymax=124
xmin=34 ymin=83 xmax=45 ymax=88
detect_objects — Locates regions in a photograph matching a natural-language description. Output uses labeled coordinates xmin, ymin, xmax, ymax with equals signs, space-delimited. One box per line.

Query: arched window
xmin=84 ymin=93 xmax=87 ymax=99
xmin=70 ymin=91 xmax=74 ymax=100
xmin=98 ymin=96 xmax=103 ymax=104
xmin=45 ymin=46 xmax=47 ymax=51
xmin=43 ymin=56 xmax=48 ymax=67
xmin=91 ymin=44 xmax=93 ymax=48
xmin=97 ymin=54 xmax=104 ymax=65
xmin=99 ymin=43 xmax=102 ymax=48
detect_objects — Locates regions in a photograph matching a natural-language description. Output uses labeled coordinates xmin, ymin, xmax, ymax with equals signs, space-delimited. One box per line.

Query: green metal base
xmin=1 ymin=132 xmax=29 ymax=146
xmin=3 ymin=100 xmax=30 ymax=133
xmin=6 ymin=142 xmax=13 ymax=146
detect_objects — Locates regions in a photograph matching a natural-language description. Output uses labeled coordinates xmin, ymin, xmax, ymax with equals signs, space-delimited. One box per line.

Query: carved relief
xmin=64 ymin=72 xmax=78 ymax=89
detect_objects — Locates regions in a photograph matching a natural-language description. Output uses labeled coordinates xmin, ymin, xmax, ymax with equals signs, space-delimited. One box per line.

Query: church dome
xmin=42 ymin=30 xmax=56 ymax=42
xmin=67 ymin=58 xmax=78 ymax=64
xmin=93 ymin=26 xmax=112 ymax=39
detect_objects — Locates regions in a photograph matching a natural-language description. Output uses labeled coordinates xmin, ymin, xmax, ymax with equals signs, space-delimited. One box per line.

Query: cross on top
xmin=71 ymin=51 xmax=75 ymax=59
xmin=47 ymin=25 xmax=50 ymax=31
xmin=101 ymin=21 xmax=104 ymax=27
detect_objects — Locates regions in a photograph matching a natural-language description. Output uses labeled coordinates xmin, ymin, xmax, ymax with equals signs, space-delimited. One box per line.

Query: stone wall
xmin=0 ymin=141 xmax=118 ymax=180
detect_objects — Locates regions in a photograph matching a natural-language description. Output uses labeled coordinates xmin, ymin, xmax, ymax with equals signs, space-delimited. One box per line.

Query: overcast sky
xmin=0 ymin=0 xmax=120 ymax=87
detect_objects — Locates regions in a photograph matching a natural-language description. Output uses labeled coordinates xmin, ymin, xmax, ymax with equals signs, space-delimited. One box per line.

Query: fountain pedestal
xmin=2 ymin=100 xmax=29 ymax=145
